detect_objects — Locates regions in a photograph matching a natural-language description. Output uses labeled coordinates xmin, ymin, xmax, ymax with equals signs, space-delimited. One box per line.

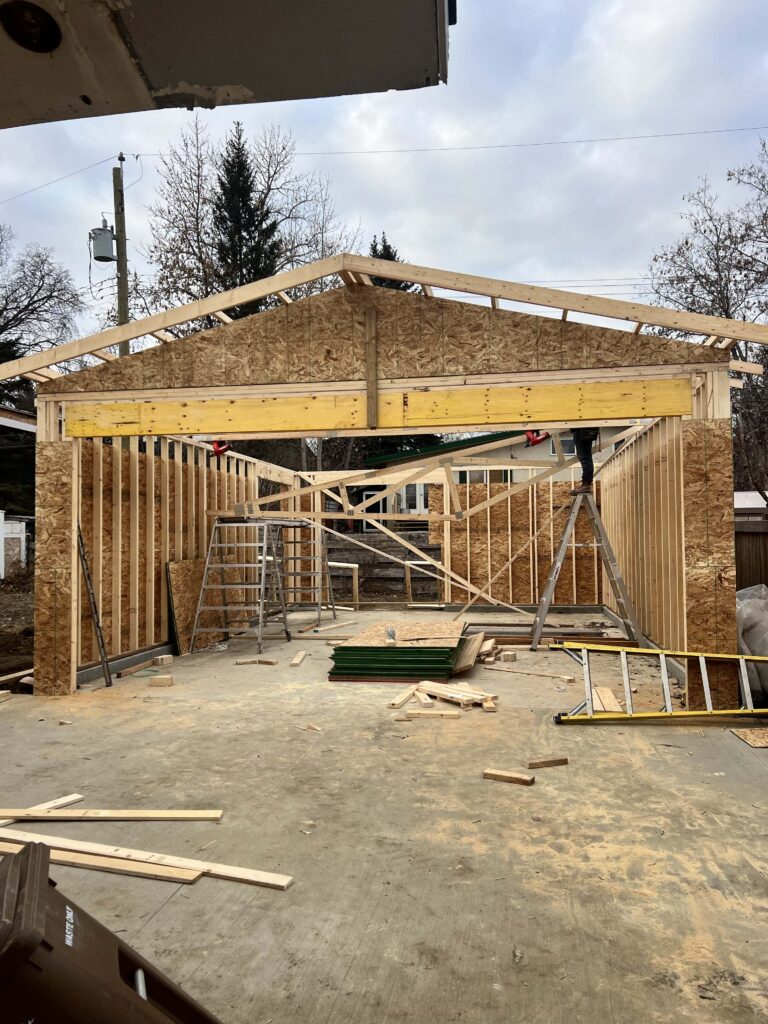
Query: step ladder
xmin=190 ymin=518 xmax=292 ymax=654
xmin=283 ymin=519 xmax=337 ymax=627
xmin=77 ymin=524 xmax=113 ymax=687
xmin=552 ymin=642 xmax=768 ymax=723
xmin=530 ymin=492 xmax=643 ymax=651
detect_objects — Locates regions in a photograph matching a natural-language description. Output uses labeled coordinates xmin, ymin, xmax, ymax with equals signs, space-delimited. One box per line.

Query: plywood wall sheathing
xmin=39 ymin=287 xmax=728 ymax=399
xmin=429 ymin=476 xmax=602 ymax=607
xmin=681 ymin=419 xmax=738 ymax=708
xmin=166 ymin=557 xmax=248 ymax=655
xmin=36 ymin=437 xmax=287 ymax=694
xmin=34 ymin=441 xmax=79 ymax=695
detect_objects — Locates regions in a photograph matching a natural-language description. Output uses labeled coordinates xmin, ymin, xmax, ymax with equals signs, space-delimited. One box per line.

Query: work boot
xmin=570 ymin=482 xmax=592 ymax=496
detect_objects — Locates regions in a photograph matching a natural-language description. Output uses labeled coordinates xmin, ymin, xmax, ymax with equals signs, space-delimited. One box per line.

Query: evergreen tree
xmin=368 ymin=232 xmax=415 ymax=290
xmin=211 ymin=122 xmax=281 ymax=317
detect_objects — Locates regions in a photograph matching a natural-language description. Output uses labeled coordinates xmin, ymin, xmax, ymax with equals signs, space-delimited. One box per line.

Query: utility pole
xmin=111 ymin=152 xmax=130 ymax=354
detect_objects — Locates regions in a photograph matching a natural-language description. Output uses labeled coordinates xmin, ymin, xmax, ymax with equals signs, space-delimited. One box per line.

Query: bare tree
xmin=648 ymin=169 xmax=768 ymax=502
xmin=145 ymin=115 xmax=217 ymax=313
xmin=0 ymin=224 xmax=83 ymax=355
xmin=0 ymin=224 xmax=83 ymax=405
xmin=251 ymin=125 xmax=361 ymax=282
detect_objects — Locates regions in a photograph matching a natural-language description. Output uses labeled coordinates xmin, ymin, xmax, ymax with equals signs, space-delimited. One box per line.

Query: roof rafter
xmin=1 ymin=250 xmax=766 ymax=383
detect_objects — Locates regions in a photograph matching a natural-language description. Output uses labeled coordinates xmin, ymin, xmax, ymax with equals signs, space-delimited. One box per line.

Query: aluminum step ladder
xmin=190 ymin=518 xmax=292 ymax=654
xmin=530 ymin=492 xmax=643 ymax=651
xmin=282 ymin=518 xmax=337 ymax=628
xmin=552 ymin=642 xmax=768 ymax=723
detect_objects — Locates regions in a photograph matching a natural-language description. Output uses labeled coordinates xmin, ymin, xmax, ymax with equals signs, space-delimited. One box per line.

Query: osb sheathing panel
xmin=429 ymin=478 xmax=601 ymax=606
xmin=40 ymin=287 xmax=728 ymax=397
xmin=682 ymin=419 xmax=738 ymax=708
xmin=34 ymin=442 xmax=77 ymax=695
xmin=167 ymin=557 xmax=248 ymax=655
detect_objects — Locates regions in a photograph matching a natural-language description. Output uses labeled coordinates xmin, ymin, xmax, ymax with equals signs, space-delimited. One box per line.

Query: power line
xmin=0 ymin=155 xmax=116 ymax=206
xmin=3 ymin=121 xmax=766 ymax=207
xmin=292 ymin=124 xmax=768 ymax=157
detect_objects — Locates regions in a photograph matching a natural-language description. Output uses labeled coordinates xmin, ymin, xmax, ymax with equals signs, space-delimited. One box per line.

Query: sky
xmin=1 ymin=0 xmax=768 ymax=334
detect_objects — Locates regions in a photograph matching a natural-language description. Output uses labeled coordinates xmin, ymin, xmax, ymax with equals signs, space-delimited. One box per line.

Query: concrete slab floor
xmin=2 ymin=609 xmax=767 ymax=1023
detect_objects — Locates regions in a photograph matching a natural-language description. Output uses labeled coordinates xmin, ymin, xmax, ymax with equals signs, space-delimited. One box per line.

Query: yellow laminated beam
xmin=63 ymin=378 xmax=692 ymax=438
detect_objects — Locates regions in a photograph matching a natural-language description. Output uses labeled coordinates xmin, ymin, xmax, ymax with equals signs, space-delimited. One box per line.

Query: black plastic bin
xmin=0 ymin=842 xmax=223 ymax=1023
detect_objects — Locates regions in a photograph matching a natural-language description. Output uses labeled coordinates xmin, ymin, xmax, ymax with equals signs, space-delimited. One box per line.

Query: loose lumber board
xmin=389 ymin=684 xmax=418 ymax=709
xmin=731 ymin=728 xmax=768 ymax=748
xmin=0 ymin=793 xmax=84 ymax=828
xmin=235 ymin=659 xmax=278 ymax=666
xmin=483 ymin=665 xmax=575 ymax=683
xmin=0 ymin=691 xmax=12 ymax=704
xmin=528 ymin=757 xmax=569 ymax=769
xmin=0 ymin=841 xmax=202 ymax=883
xmin=0 ymin=809 xmax=223 ymax=822
xmin=452 ymin=631 xmax=485 ymax=674
xmin=417 ymin=682 xmax=498 ymax=703
xmin=593 ymin=687 xmax=623 ymax=713
xmin=313 ymin=620 xmax=357 ymax=633
xmin=483 ymin=769 xmax=535 ymax=785
xmin=290 ymin=651 xmax=307 ymax=666
xmin=406 ymin=708 xmax=461 ymax=719
xmin=414 ymin=689 xmax=435 ymax=706
xmin=0 ymin=827 xmax=293 ymax=890
xmin=117 ymin=658 xmax=157 ymax=678
xmin=149 ymin=675 xmax=174 ymax=687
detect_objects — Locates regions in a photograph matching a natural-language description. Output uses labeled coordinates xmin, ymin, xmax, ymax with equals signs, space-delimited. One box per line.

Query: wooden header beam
xmin=62 ymin=378 xmax=692 ymax=439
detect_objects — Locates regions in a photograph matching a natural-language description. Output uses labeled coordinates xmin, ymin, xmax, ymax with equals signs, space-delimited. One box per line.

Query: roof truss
xmin=2 ymin=253 xmax=767 ymax=384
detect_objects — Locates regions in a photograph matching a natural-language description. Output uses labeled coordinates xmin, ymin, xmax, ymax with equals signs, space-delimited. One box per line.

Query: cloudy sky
xmin=1 ymin=0 xmax=767 ymax=332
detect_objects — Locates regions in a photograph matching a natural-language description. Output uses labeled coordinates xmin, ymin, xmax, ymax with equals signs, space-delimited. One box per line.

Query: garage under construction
xmin=2 ymin=254 xmax=768 ymax=1023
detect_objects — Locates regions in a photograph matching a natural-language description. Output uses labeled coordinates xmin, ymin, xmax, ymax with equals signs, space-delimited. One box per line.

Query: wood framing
xmin=0 ymin=258 xmax=742 ymax=707
xmin=35 ymin=433 xmax=294 ymax=695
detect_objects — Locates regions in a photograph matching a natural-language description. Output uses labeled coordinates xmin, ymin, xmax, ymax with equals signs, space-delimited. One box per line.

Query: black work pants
xmin=573 ymin=434 xmax=594 ymax=484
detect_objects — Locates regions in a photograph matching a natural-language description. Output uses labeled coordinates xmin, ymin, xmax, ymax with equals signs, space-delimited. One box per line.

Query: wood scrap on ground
xmin=313 ymin=620 xmax=357 ymax=633
xmin=388 ymin=679 xmax=499 ymax=717
xmin=149 ymin=675 xmax=174 ymax=687
xmin=0 ymin=794 xmax=292 ymax=890
xmin=528 ymin=756 xmax=569 ymax=769
xmin=483 ymin=768 xmax=535 ymax=786
xmin=116 ymin=658 xmax=156 ymax=678
xmin=389 ymin=684 xmax=418 ymax=709
xmin=235 ymin=658 xmax=278 ymax=666
xmin=483 ymin=665 xmax=575 ymax=683
xmin=731 ymin=727 xmax=768 ymax=748
xmin=593 ymin=687 xmax=623 ymax=712
xmin=290 ymin=651 xmax=307 ymax=666
xmin=0 ymin=826 xmax=293 ymax=890
xmin=407 ymin=708 xmax=460 ymax=719
xmin=0 ymin=841 xmax=202 ymax=883
xmin=0 ymin=808 xmax=223 ymax=822
xmin=452 ymin=631 xmax=485 ymax=674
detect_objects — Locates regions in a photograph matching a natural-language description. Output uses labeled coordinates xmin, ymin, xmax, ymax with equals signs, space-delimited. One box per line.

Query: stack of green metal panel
xmin=329 ymin=622 xmax=467 ymax=683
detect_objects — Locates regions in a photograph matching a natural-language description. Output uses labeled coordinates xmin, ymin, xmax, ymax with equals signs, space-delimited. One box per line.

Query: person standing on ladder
xmin=570 ymin=427 xmax=599 ymax=495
